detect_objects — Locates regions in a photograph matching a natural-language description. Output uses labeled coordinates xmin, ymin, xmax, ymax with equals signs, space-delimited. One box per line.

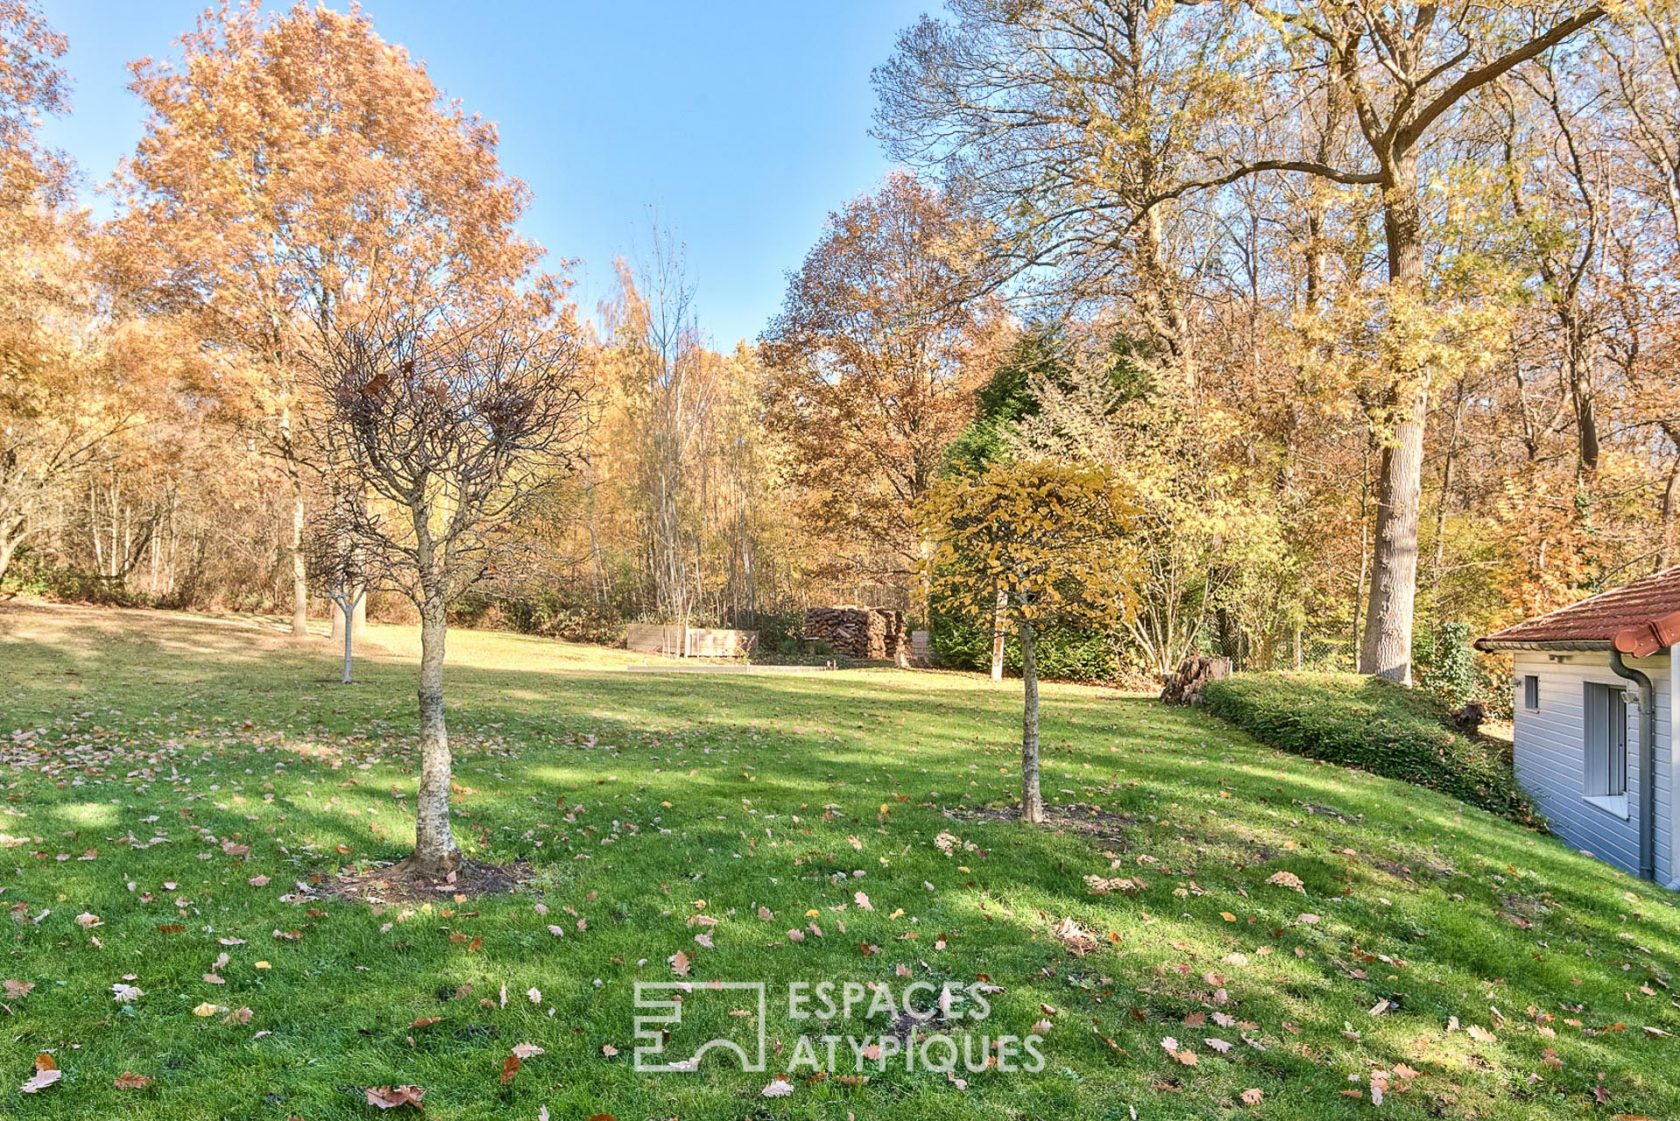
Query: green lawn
xmin=1 ymin=601 xmax=1677 ymax=1120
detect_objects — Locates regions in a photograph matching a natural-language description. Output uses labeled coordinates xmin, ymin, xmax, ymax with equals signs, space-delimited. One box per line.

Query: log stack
xmin=1159 ymin=655 xmax=1232 ymax=705
xmin=804 ymin=606 xmax=909 ymax=664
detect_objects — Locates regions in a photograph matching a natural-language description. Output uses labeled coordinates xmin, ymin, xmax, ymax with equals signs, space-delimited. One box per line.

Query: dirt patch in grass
xmin=944 ymin=802 xmax=1137 ymax=851
xmin=329 ymin=857 xmax=533 ymax=905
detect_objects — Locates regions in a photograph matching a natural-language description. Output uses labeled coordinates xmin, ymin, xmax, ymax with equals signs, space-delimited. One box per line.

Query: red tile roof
xmin=1477 ymin=566 xmax=1680 ymax=655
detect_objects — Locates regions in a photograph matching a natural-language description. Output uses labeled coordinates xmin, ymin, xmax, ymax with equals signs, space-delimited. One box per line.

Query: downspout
xmin=1671 ymin=651 xmax=1679 ymax=890
xmin=1609 ymin=650 xmax=1657 ymax=881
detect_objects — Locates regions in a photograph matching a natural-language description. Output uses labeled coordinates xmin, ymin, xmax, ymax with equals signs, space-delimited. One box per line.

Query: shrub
xmin=746 ymin=611 xmax=806 ymax=655
xmin=1420 ymin=621 xmax=1479 ymax=709
xmin=928 ymin=604 xmax=1122 ymax=684
xmin=450 ymin=590 xmax=626 ymax=646
xmin=1 ymin=555 xmax=150 ymax=608
xmin=1201 ymin=671 xmax=1539 ymax=826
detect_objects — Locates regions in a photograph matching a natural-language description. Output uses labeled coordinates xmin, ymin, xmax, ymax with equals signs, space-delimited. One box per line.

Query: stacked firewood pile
xmin=1159 ymin=655 xmax=1232 ymax=705
xmin=804 ymin=606 xmax=909 ymax=663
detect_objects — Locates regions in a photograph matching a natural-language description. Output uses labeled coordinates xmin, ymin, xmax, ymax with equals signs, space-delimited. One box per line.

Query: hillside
xmin=1 ymin=600 xmax=1676 ymax=1120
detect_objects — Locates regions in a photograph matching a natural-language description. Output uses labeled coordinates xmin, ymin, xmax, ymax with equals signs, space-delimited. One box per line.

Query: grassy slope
xmin=0 ymin=601 xmax=1675 ymax=1121
xmin=1202 ymin=672 xmax=1535 ymax=824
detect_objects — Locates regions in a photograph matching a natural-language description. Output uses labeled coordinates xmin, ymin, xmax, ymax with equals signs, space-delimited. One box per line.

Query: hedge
xmin=1201 ymin=671 xmax=1539 ymax=826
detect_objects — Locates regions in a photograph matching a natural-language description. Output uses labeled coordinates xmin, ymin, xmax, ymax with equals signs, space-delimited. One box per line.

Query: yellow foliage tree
xmin=920 ymin=460 xmax=1134 ymax=823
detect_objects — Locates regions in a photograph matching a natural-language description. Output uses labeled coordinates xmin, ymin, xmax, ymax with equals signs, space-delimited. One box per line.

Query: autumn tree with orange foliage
xmin=761 ymin=172 xmax=1005 ymax=594
xmin=109 ymin=1 xmax=543 ymax=635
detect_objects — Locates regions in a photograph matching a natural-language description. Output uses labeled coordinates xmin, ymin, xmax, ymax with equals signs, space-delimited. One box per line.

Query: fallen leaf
xmin=21 ymin=1053 xmax=60 ymax=1094
xmin=365 ymin=1085 xmax=426 ymax=1110
xmin=1267 ymin=870 xmax=1305 ymax=892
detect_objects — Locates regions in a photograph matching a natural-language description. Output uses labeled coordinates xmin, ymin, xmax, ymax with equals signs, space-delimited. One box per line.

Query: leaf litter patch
xmin=943 ymin=802 xmax=1136 ymax=852
xmin=329 ymin=857 xmax=533 ymax=905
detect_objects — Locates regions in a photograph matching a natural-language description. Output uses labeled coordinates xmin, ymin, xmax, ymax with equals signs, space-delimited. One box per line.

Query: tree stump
xmin=1159 ymin=655 xmax=1232 ymax=705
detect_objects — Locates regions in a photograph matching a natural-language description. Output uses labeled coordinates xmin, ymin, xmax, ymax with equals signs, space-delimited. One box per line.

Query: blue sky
xmin=39 ymin=0 xmax=929 ymax=345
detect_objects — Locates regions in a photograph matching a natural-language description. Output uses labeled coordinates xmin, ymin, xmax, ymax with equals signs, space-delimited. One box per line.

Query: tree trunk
xmin=338 ymin=593 xmax=362 ymax=685
xmin=330 ymin=590 xmax=367 ymax=644
xmin=411 ymin=593 xmax=459 ymax=874
xmin=990 ymin=588 xmax=1007 ymax=682
xmin=288 ymin=458 xmax=309 ymax=637
xmin=1360 ymin=386 xmax=1426 ymax=684
xmin=1659 ymin=447 xmax=1680 ymax=570
xmin=342 ymin=609 xmax=354 ymax=684
xmin=1019 ymin=619 xmax=1043 ymax=824
xmin=1568 ymin=342 xmax=1600 ymax=475
xmin=1360 ymin=149 xmax=1426 ymax=685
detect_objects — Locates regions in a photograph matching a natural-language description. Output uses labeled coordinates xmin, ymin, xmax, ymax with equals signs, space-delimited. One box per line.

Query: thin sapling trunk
xmin=1019 ymin=618 xmax=1043 ymax=824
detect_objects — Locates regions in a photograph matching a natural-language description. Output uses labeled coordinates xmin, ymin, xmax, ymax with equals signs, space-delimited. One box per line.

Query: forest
xmin=3 ymin=0 xmax=1676 ymax=698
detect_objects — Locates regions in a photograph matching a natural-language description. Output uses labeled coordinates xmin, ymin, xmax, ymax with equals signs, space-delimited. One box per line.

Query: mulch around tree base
xmin=329 ymin=856 xmax=533 ymax=905
xmin=943 ymin=802 xmax=1137 ymax=851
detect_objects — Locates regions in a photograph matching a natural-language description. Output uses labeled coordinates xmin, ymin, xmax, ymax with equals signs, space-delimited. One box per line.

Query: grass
xmin=1202 ymin=672 xmax=1537 ymax=825
xmin=0 ymin=600 xmax=1676 ymax=1120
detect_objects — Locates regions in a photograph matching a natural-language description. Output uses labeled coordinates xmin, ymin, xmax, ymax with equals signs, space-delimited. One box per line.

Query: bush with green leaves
xmin=1420 ymin=620 xmax=1480 ymax=709
xmin=1202 ymin=671 xmax=1538 ymax=825
xmin=929 ymin=603 xmax=1121 ymax=683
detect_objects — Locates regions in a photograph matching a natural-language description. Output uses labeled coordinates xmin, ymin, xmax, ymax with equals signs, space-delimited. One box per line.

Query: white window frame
xmin=1582 ymin=680 xmax=1630 ymax=818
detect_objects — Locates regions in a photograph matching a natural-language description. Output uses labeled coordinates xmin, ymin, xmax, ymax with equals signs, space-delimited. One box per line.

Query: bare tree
xmin=306 ymin=296 xmax=587 ymax=876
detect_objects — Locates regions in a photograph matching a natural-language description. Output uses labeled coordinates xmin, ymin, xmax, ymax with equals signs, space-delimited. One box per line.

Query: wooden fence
xmin=624 ymin=624 xmax=757 ymax=658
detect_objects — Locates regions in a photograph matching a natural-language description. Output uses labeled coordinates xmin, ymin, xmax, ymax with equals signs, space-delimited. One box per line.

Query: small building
xmin=1478 ymin=568 xmax=1680 ymax=888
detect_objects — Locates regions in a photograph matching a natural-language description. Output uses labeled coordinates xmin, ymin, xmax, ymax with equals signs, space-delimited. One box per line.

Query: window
xmin=1523 ymin=675 xmax=1540 ymax=710
xmin=1583 ymin=681 xmax=1628 ymax=812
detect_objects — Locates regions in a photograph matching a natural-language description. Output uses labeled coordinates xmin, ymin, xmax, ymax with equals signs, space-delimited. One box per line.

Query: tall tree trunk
xmin=1567 ymin=333 xmax=1600 ymax=475
xmin=288 ymin=460 xmax=309 ymax=637
xmin=411 ymin=591 xmax=459 ymax=874
xmin=1360 ymin=150 xmax=1426 ymax=684
xmin=1019 ymin=618 xmax=1043 ymax=824
xmin=1429 ymin=385 xmax=1464 ymax=630
xmin=1659 ymin=443 xmax=1680 ymax=570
